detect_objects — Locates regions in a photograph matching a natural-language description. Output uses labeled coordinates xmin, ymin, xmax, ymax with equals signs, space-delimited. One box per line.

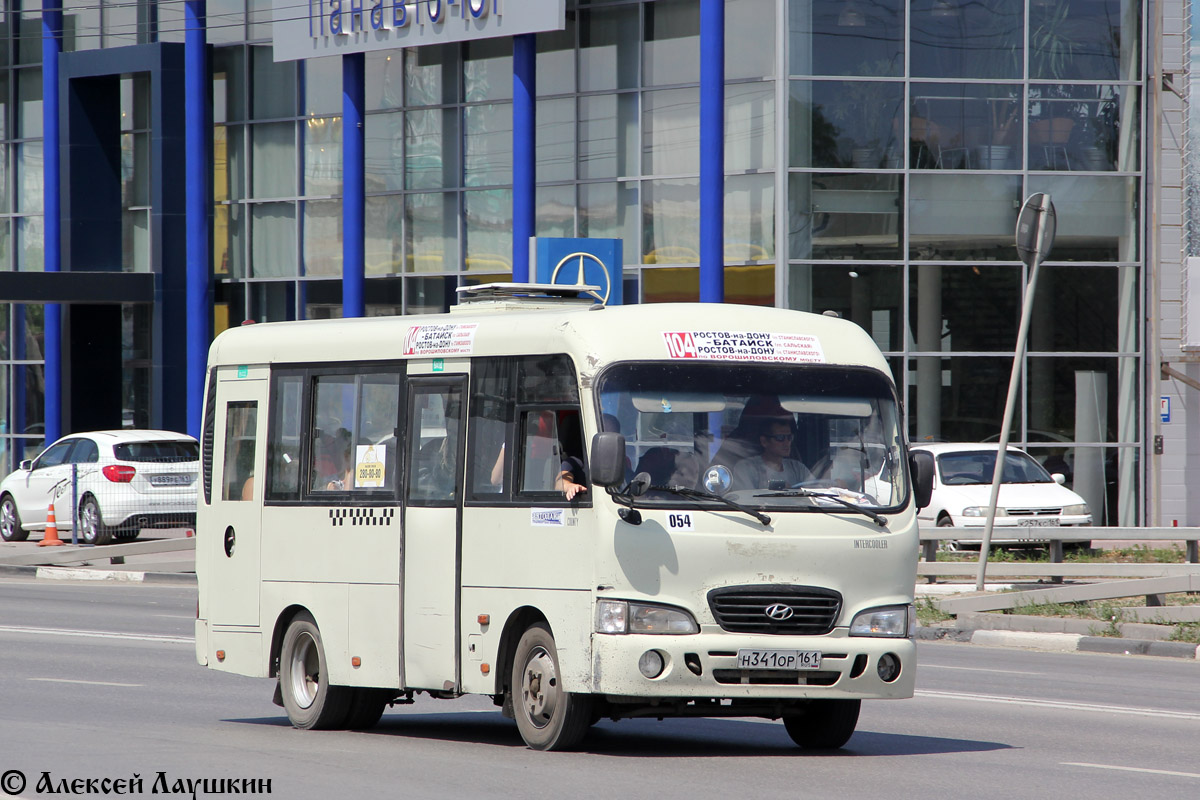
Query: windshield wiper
xmin=652 ymin=484 xmax=772 ymax=527
xmin=753 ymin=487 xmax=888 ymax=528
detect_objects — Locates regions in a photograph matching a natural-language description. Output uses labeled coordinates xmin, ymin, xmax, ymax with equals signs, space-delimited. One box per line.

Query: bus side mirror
xmin=910 ymin=450 xmax=935 ymax=510
xmin=590 ymin=432 xmax=627 ymax=487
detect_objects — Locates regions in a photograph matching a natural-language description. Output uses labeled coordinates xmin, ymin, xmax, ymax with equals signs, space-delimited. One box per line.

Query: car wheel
xmin=783 ymin=699 xmax=861 ymax=749
xmin=279 ymin=612 xmax=352 ymax=730
xmin=78 ymin=497 xmax=113 ymax=546
xmin=0 ymin=495 xmax=28 ymax=542
xmin=511 ymin=622 xmax=593 ymax=751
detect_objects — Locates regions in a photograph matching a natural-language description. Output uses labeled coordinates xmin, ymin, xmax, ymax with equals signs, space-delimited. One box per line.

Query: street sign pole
xmin=977 ymin=193 xmax=1057 ymax=591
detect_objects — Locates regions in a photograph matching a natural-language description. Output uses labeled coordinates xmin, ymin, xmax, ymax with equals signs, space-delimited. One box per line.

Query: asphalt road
xmin=2 ymin=577 xmax=1199 ymax=799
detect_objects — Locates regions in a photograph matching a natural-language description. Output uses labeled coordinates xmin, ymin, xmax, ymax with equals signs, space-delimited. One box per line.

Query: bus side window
xmin=221 ymin=402 xmax=258 ymax=501
xmin=520 ymin=410 xmax=560 ymax=493
xmin=267 ymin=374 xmax=303 ymax=500
xmin=468 ymin=357 xmax=513 ymax=496
xmin=407 ymin=387 xmax=463 ymax=504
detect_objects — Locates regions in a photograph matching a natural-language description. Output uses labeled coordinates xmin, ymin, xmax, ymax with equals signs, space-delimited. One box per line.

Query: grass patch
xmin=1167 ymin=621 xmax=1200 ymax=644
xmin=916 ymin=596 xmax=953 ymax=626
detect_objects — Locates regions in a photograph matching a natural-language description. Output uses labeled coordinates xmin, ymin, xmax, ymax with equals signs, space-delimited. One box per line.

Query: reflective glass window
xmin=789 ymin=173 xmax=903 ymax=260
xmin=908 ymin=174 xmax=1022 ymax=260
xmin=789 ymin=0 xmax=904 ymax=77
xmin=790 ymin=80 xmax=903 ymax=169
xmin=644 ymin=0 xmax=700 ymax=86
xmin=788 ymin=264 xmax=903 ymax=351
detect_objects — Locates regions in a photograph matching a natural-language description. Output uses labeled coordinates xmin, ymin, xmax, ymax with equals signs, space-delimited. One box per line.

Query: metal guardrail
xmin=919 ymin=526 xmax=1200 ymax=566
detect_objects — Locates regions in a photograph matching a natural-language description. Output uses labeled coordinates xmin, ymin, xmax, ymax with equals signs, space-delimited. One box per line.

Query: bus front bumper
xmin=590 ymin=629 xmax=915 ymax=702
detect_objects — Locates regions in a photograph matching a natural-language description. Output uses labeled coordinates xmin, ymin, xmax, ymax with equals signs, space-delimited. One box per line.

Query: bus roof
xmin=207 ymin=301 xmax=891 ymax=377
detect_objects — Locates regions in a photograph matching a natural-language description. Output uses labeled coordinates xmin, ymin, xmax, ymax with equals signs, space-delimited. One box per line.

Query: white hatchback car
xmin=0 ymin=430 xmax=198 ymax=546
xmin=911 ymin=443 xmax=1092 ymax=549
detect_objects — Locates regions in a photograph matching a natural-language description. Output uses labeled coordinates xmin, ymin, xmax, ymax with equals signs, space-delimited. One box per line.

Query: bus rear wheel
xmin=783 ymin=699 xmax=860 ymax=749
xmin=279 ymin=612 xmax=351 ymax=730
xmin=511 ymin=622 xmax=592 ymax=751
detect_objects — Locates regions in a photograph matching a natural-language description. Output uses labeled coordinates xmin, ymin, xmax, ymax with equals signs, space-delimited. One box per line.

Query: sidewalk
xmin=0 ymin=527 xmax=197 ymax=585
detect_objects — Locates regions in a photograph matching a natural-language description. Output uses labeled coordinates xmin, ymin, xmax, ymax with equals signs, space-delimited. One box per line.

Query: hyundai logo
xmin=764 ymin=603 xmax=794 ymax=621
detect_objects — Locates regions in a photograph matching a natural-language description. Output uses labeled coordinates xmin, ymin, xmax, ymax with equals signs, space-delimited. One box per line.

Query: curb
xmin=917 ymin=625 xmax=1200 ymax=659
xmin=0 ymin=563 xmax=196 ymax=586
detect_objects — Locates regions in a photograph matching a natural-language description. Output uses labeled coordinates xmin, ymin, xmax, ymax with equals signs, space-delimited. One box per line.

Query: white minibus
xmin=195 ymin=284 xmax=934 ymax=751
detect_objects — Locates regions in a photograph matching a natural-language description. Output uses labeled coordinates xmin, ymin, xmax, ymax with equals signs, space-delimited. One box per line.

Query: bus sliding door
xmin=402 ymin=377 xmax=465 ymax=691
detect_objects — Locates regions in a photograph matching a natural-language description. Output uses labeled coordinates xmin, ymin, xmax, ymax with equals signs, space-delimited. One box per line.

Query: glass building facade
xmin=0 ymin=0 xmax=1155 ymax=524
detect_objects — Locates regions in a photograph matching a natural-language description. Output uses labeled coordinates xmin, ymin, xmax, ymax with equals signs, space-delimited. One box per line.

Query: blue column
xmin=699 ymin=0 xmax=724 ymax=303
xmin=185 ymin=1 xmax=210 ymax=439
xmin=42 ymin=2 xmax=62 ymax=444
xmin=512 ymin=34 xmax=535 ymax=284
xmin=343 ymin=53 xmax=365 ymax=318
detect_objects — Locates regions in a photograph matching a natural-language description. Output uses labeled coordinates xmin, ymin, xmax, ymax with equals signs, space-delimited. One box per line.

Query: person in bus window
xmin=556 ymin=412 xmax=588 ymax=500
xmin=730 ymin=420 xmax=812 ymax=491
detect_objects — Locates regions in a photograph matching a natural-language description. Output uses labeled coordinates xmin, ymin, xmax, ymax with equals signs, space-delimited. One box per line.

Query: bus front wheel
xmin=783 ymin=699 xmax=860 ymax=749
xmin=511 ymin=623 xmax=592 ymax=751
xmin=279 ymin=612 xmax=351 ymax=730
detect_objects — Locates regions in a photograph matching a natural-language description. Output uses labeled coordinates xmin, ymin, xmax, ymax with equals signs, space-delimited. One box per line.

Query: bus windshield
xmin=597 ymin=362 xmax=908 ymax=511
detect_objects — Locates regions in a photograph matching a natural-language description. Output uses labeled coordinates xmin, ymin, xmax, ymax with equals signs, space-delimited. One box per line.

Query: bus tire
xmin=343 ymin=688 xmax=390 ymax=730
xmin=279 ymin=612 xmax=351 ymax=730
xmin=783 ymin=699 xmax=860 ymax=749
xmin=511 ymin=622 xmax=592 ymax=751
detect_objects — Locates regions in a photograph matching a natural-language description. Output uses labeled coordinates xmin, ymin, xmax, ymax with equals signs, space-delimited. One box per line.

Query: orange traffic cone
xmin=39 ymin=502 xmax=64 ymax=547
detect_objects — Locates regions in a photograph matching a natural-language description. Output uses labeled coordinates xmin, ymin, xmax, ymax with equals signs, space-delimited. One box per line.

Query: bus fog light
xmin=638 ymin=650 xmax=665 ymax=679
xmin=877 ymin=653 xmax=900 ymax=683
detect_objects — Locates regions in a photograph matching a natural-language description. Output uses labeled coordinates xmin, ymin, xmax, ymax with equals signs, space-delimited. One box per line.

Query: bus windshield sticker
xmin=661 ymin=331 xmax=826 ymax=363
xmin=354 ymin=445 xmax=386 ymax=489
xmin=403 ymin=323 xmax=479 ymax=357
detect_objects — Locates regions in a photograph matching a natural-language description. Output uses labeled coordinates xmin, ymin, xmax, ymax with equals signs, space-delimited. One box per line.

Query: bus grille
xmin=707 ymin=586 xmax=842 ymax=635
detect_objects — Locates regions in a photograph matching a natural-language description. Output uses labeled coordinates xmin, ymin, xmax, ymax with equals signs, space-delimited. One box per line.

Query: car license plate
xmin=1017 ymin=518 xmax=1058 ymax=527
xmin=736 ymin=649 xmax=822 ymax=670
xmin=149 ymin=474 xmax=194 ymax=487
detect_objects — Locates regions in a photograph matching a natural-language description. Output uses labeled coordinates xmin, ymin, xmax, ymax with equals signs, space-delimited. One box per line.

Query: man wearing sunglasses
xmin=730 ymin=420 xmax=813 ymax=492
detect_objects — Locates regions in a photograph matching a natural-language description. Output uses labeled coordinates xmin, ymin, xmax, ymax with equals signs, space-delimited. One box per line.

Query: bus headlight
xmin=596 ymin=600 xmax=699 ymax=634
xmin=849 ymin=605 xmax=914 ymax=638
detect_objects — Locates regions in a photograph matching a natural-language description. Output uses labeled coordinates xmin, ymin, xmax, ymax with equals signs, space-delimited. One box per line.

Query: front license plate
xmin=1017 ymin=518 xmax=1058 ymax=527
xmin=736 ymin=649 xmax=822 ymax=670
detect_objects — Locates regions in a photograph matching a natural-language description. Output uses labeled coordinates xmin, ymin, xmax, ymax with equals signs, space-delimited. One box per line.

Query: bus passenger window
xmin=221 ymin=402 xmax=258 ymax=501
xmin=408 ymin=388 xmax=463 ymax=504
xmin=268 ymin=374 xmax=302 ymax=500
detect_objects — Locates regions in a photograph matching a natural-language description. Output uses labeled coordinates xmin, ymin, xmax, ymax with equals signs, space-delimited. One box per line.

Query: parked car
xmin=911 ymin=443 xmax=1092 ymax=550
xmin=0 ymin=430 xmax=198 ymax=545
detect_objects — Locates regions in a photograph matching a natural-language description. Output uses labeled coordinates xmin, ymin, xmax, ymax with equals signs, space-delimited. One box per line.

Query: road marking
xmin=1062 ymin=763 xmax=1200 ymax=780
xmin=29 ymin=677 xmax=142 ymax=688
xmin=0 ymin=624 xmax=191 ymax=645
xmin=917 ymin=689 xmax=1200 ymax=721
xmin=920 ymin=664 xmax=1042 ymax=675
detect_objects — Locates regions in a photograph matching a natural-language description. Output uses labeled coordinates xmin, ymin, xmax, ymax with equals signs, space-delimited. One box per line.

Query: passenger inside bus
xmin=730 ymin=419 xmax=814 ymax=491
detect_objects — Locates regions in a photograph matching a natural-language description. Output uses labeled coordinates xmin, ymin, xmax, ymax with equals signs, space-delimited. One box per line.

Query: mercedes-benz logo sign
xmin=764 ymin=603 xmax=794 ymax=621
